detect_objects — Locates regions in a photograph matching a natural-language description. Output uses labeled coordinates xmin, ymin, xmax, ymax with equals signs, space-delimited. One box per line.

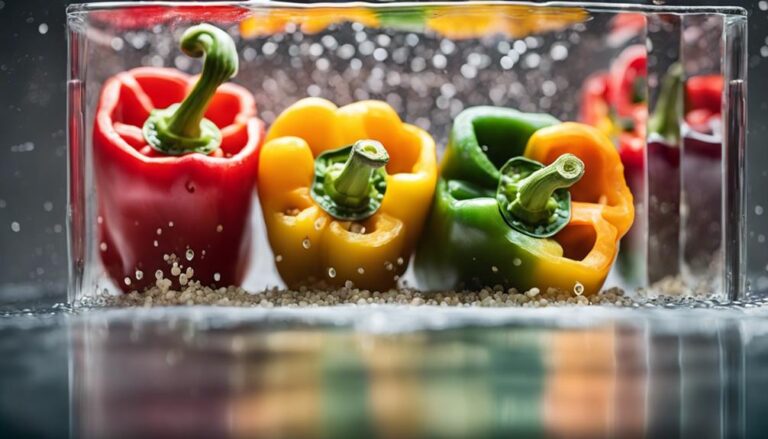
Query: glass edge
xmin=65 ymin=1 xmax=748 ymax=17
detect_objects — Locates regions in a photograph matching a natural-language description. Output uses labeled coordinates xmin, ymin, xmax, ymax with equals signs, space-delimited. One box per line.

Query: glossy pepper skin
xmin=94 ymin=26 xmax=264 ymax=292
xmin=414 ymin=107 xmax=633 ymax=295
xmin=258 ymin=98 xmax=437 ymax=291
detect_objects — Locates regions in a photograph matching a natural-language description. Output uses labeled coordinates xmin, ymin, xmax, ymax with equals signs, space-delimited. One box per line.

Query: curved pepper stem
xmin=143 ymin=24 xmax=238 ymax=155
xmin=512 ymin=153 xmax=584 ymax=224
xmin=648 ymin=62 xmax=683 ymax=144
xmin=327 ymin=140 xmax=389 ymax=209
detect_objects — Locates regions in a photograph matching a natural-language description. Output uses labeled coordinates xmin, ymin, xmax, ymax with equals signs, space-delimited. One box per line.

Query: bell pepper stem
xmin=648 ymin=62 xmax=683 ymax=144
xmin=329 ymin=140 xmax=389 ymax=209
xmin=143 ymin=24 xmax=238 ymax=155
xmin=513 ymin=153 xmax=584 ymax=224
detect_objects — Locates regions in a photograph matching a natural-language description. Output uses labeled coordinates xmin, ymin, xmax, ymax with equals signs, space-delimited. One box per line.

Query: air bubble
xmin=384 ymin=262 xmax=394 ymax=271
xmin=216 ymin=224 xmax=223 ymax=232
xmin=491 ymin=266 xmax=499 ymax=273
xmin=156 ymin=228 xmax=162 ymax=235
xmin=513 ymin=258 xmax=522 ymax=267
xmin=135 ymin=270 xmax=143 ymax=280
xmin=302 ymin=238 xmax=311 ymax=249
xmin=186 ymin=249 xmax=194 ymax=261
xmin=397 ymin=257 xmax=404 ymax=265
xmin=275 ymin=254 xmax=283 ymax=262
xmin=168 ymin=221 xmax=174 ymax=227
xmin=155 ymin=270 xmax=164 ymax=280
xmin=328 ymin=267 xmax=336 ymax=278
xmin=314 ymin=218 xmax=324 ymax=230
xmin=99 ymin=242 xmax=108 ymax=252
xmin=357 ymin=267 xmax=365 ymax=274
xmin=574 ymin=282 xmax=584 ymax=296
xmin=213 ymin=272 xmax=221 ymax=282
xmin=124 ymin=277 xmax=132 ymax=286
xmin=756 ymin=205 xmax=764 ymax=216
xmin=153 ymin=240 xmax=158 ymax=247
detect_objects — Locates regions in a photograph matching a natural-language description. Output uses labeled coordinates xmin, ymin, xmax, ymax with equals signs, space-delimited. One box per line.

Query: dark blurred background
xmin=0 ymin=0 xmax=766 ymax=305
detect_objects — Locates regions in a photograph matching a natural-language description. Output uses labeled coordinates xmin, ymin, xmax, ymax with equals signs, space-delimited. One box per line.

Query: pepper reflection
xmin=75 ymin=317 xmax=737 ymax=438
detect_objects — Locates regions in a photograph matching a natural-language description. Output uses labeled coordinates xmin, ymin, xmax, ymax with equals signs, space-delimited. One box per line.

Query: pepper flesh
xmin=258 ymin=98 xmax=437 ymax=291
xmin=415 ymin=107 xmax=633 ymax=295
xmin=94 ymin=28 xmax=264 ymax=292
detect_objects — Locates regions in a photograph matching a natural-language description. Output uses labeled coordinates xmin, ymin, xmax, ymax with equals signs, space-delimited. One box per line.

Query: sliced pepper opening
xmin=553 ymin=223 xmax=597 ymax=261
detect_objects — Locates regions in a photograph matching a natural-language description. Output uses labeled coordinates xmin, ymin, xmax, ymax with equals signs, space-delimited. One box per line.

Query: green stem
xmin=328 ymin=140 xmax=389 ymax=209
xmin=513 ymin=153 xmax=584 ymax=224
xmin=143 ymin=24 xmax=238 ymax=155
xmin=648 ymin=62 xmax=683 ymax=144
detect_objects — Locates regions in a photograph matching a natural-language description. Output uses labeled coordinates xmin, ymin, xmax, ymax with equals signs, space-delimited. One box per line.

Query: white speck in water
xmin=757 ymin=206 xmax=765 ymax=216
xmin=185 ymin=249 xmax=194 ymax=261
xmin=213 ymin=272 xmax=221 ymax=282
xmin=111 ymin=37 xmax=124 ymax=51
xmin=155 ymin=270 xmax=164 ymax=280
xmin=135 ymin=270 xmax=143 ymax=280
xmin=574 ymin=282 xmax=584 ymax=296
xmin=357 ymin=267 xmax=365 ymax=274
xmin=38 ymin=23 xmax=48 ymax=35
xmin=327 ymin=267 xmax=336 ymax=278
xmin=153 ymin=240 xmax=158 ymax=247
xmin=275 ymin=254 xmax=283 ymax=263
xmin=302 ymin=238 xmax=311 ymax=249
xmin=491 ymin=266 xmax=499 ymax=273
xmin=124 ymin=277 xmax=132 ymax=286
xmin=99 ymin=242 xmax=107 ymax=252
xmin=43 ymin=201 xmax=53 ymax=212
xmin=10 ymin=222 xmax=20 ymax=232
xmin=513 ymin=258 xmax=522 ymax=266
xmin=397 ymin=257 xmax=404 ymax=266
xmin=156 ymin=228 xmax=162 ymax=235
xmin=216 ymin=224 xmax=223 ymax=232
xmin=550 ymin=43 xmax=569 ymax=61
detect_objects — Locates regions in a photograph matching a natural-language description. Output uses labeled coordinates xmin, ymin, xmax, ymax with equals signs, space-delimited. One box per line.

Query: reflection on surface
xmin=58 ymin=308 xmax=768 ymax=438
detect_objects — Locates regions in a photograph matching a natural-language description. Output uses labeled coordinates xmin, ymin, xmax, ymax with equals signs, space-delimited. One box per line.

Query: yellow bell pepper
xmin=258 ymin=98 xmax=437 ymax=291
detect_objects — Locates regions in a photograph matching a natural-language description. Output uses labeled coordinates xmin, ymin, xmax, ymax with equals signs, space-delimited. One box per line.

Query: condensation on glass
xmin=66 ymin=1 xmax=748 ymax=303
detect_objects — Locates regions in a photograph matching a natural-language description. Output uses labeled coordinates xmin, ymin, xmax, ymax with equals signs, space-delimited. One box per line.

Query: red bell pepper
xmin=93 ymin=24 xmax=264 ymax=292
xmin=685 ymin=75 xmax=723 ymax=134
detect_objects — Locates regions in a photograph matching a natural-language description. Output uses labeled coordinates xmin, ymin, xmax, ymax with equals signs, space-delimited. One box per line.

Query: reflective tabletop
xmin=2 ymin=304 xmax=768 ymax=438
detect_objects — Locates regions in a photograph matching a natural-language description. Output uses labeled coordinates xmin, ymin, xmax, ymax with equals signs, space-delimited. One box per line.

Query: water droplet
xmin=491 ymin=266 xmax=499 ymax=273
xmin=213 ymin=272 xmax=221 ymax=282
xmin=513 ymin=258 xmax=522 ymax=266
xmin=124 ymin=277 xmax=132 ymax=286
xmin=186 ymin=249 xmax=194 ymax=261
xmin=99 ymin=242 xmax=108 ymax=252
xmin=10 ymin=221 xmax=20 ymax=232
xmin=574 ymin=282 xmax=584 ymax=296
xmin=302 ymin=238 xmax=311 ymax=249
xmin=275 ymin=254 xmax=283 ymax=262
xmin=135 ymin=270 xmax=143 ymax=280
xmin=357 ymin=267 xmax=365 ymax=274
xmin=216 ymin=224 xmax=223 ymax=232
xmin=328 ymin=267 xmax=336 ymax=278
